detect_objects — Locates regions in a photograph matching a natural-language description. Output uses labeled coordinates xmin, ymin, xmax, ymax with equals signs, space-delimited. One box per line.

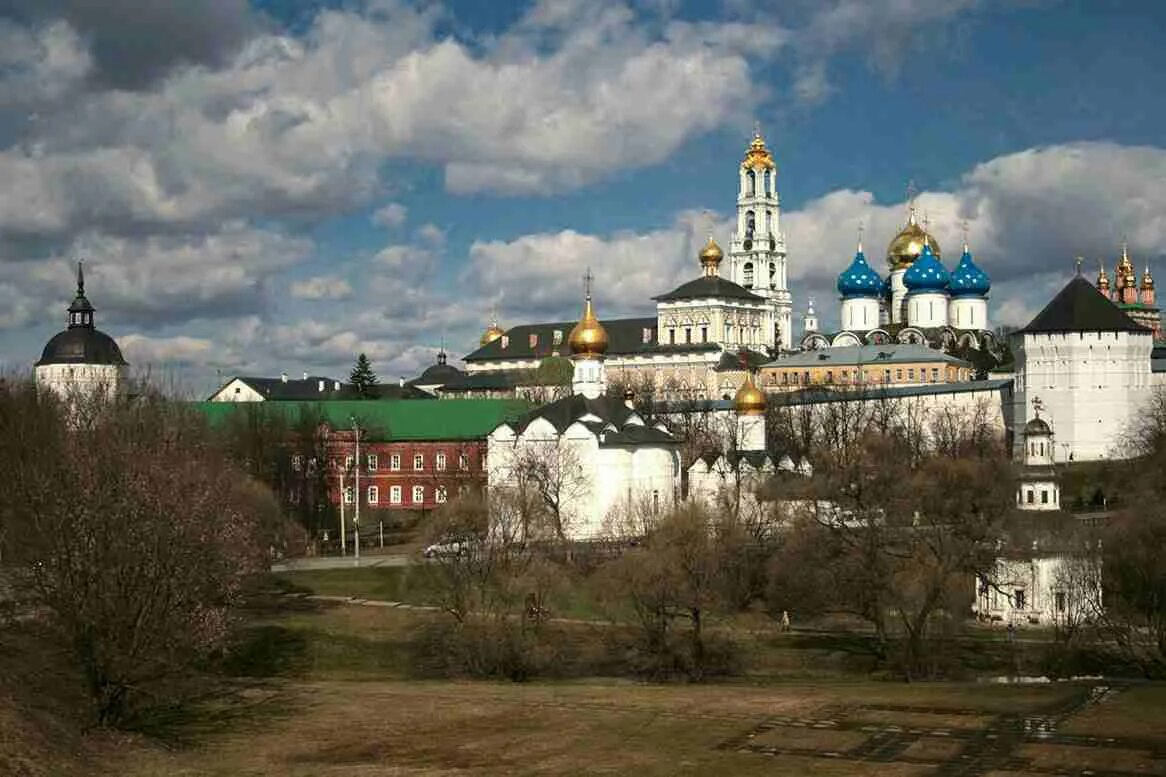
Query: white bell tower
xmin=728 ymin=125 xmax=792 ymax=351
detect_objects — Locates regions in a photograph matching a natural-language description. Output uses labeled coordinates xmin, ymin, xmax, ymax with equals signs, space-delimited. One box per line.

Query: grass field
xmin=8 ymin=576 xmax=1165 ymax=777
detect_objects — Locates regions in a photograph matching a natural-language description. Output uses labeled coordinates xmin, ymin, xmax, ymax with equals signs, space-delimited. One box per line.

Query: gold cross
xmin=583 ymin=267 xmax=594 ymax=300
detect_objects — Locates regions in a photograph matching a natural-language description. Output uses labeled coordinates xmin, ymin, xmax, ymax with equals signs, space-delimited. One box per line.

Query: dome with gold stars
xmin=733 ymin=371 xmax=766 ymax=416
xmin=741 ymin=130 xmax=775 ymax=171
xmin=568 ymin=294 xmax=608 ymax=358
xmin=887 ymin=212 xmax=942 ymax=271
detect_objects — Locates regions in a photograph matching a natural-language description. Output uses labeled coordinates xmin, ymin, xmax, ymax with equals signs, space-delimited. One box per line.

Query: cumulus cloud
xmin=290 ymin=275 xmax=354 ymax=300
xmin=0 ymin=224 xmax=314 ymax=329
xmin=371 ymin=202 xmax=408 ymax=228
xmin=460 ymin=141 xmax=1166 ymax=338
xmin=118 ymin=334 xmax=217 ymax=366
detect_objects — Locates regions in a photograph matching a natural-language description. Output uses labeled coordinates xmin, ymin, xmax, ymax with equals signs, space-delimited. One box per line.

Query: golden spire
xmin=568 ymin=268 xmax=608 ymax=358
xmin=733 ymin=368 xmax=766 ymax=417
xmin=699 ymin=234 xmax=723 ymax=276
xmin=1097 ymin=260 xmax=1111 ymax=292
xmin=1143 ymin=262 xmax=1155 ymax=291
xmin=1117 ymin=240 xmax=1136 ymax=287
xmin=741 ymin=123 xmax=775 ymax=171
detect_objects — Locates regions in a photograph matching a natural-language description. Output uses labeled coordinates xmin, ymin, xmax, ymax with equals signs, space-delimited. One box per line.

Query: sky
xmin=1 ymin=0 xmax=1165 ymax=394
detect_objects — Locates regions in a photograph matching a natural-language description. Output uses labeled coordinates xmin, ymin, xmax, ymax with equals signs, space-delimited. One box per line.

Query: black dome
xmin=36 ymin=327 xmax=127 ymax=367
xmin=1024 ymin=417 xmax=1051 ymax=436
xmin=414 ymin=362 xmax=463 ymax=385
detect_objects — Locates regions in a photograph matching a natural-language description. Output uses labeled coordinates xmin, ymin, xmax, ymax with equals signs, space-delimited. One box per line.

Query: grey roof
xmin=440 ymin=371 xmax=526 ymax=392
xmin=37 ymin=327 xmax=127 ymax=367
xmin=508 ymin=393 xmax=678 ymax=446
xmin=653 ymin=275 xmax=766 ymax=303
xmin=1018 ymin=276 xmax=1148 ymax=335
xmin=762 ymin=344 xmax=970 ymax=369
xmin=212 ymin=376 xmax=430 ymax=401
xmin=409 ymin=362 xmax=463 ymax=387
xmin=463 ymin=315 xmax=719 ymax=362
xmin=764 ymin=378 xmax=1014 ymax=407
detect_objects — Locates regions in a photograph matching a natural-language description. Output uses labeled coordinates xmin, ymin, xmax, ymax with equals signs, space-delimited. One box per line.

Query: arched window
xmin=746 ymin=170 xmax=756 ymax=196
xmin=764 ymin=170 xmax=772 ymax=195
xmin=745 ymin=210 xmax=755 ymax=237
xmin=743 ymin=262 xmax=754 ymax=287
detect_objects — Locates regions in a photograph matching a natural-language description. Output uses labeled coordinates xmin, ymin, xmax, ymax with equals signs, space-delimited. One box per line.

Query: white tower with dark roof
xmin=35 ymin=263 xmax=128 ymax=401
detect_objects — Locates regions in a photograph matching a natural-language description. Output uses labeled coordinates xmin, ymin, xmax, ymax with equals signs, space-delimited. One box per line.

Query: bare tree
xmin=0 ymin=388 xmax=281 ymax=725
xmin=510 ymin=439 xmax=590 ymax=543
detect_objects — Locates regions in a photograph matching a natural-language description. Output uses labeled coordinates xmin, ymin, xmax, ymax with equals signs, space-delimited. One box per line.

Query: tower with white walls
xmin=836 ymin=236 xmax=883 ymax=332
xmin=948 ymin=239 xmax=991 ymax=330
xmin=568 ymin=270 xmax=609 ymax=399
xmin=728 ymin=127 xmax=792 ymax=350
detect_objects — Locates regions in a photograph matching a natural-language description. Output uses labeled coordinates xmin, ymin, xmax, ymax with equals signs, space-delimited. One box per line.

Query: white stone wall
xmin=906 ymin=291 xmax=949 ymax=329
xmin=486 ymin=419 xmax=680 ymax=541
xmin=949 ymin=297 xmax=989 ymax=330
xmin=1013 ymin=330 xmax=1153 ymax=461
xmin=888 ymin=269 xmax=908 ymax=325
xmin=841 ymin=297 xmax=880 ymax=331
xmin=1017 ymin=479 xmax=1060 ymax=510
xmin=657 ymin=298 xmax=775 ymax=351
xmin=35 ymin=363 xmax=125 ymax=401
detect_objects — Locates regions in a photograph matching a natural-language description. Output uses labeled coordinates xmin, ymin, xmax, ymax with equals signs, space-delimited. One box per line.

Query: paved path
xmin=271 ymin=554 xmax=412 ymax=572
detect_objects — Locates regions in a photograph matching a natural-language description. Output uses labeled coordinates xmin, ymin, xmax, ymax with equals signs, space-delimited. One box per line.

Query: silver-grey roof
xmin=761 ymin=344 xmax=970 ymax=370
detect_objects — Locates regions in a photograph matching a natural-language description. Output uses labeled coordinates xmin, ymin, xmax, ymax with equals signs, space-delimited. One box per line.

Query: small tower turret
xmin=568 ymin=269 xmax=609 ymax=399
xmin=732 ymin=359 xmax=767 ymax=452
xmin=802 ymin=298 xmax=819 ymax=335
xmin=1017 ymin=398 xmax=1060 ymax=511
xmin=837 ymin=226 xmax=882 ymax=331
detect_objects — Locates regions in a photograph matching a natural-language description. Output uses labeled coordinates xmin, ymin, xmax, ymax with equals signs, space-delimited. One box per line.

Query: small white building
xmin=486 ymin=285 xmax=682 ymax=540
xmin=35 ymin=263 xmax=128 ymax=401
xmin=1016 ymin=415 xmax=1061 ymax=510
xmin=687 ymin=370 xmax=776 ymax=514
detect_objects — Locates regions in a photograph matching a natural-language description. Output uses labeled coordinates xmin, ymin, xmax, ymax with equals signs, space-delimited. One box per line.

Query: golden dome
xmin=886 ymin=213 xmax=942 ymax=270
xmin=699 ymin=235 xmax=723 ymax=274
xmin=741 ymin=130 xmax=775 ymax=171
xmin=568 ymin=294 xmax=608 ymax=358
xmin=480 ymin=316 xmax=504 ymax=346
xmin=1143 ymin=264 xmax=1154 ymax=291
xmin=733 ymin=371 xmax=766 ymax=416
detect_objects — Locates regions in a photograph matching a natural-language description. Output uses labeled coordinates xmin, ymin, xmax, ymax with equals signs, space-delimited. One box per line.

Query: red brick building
xmin=325 ymin=433 xmax=485 ymax=511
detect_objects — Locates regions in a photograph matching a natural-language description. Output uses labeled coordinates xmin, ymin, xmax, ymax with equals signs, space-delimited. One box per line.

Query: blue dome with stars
xmin=836 ymin=248 xmax=883 ymax=299
xmin=948 ymin=246 xmax=991 ymax=297
xmin=903 ymin=243 xmax=950 ymax=293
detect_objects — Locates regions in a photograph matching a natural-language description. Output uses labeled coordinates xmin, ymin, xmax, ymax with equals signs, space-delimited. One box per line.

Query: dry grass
xmin=1058 ymin=685 xmax=1166 ymax=739
xmin=113 ymin=680 xmax=940 ymax=777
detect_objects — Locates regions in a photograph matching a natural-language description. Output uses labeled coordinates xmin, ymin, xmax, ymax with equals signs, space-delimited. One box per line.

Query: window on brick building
xmin=458 ymin=453 xmax=470 ymax=471
xmin=344 ymin=455 xmax=354 ymax=470
xmin=343 ymin=486 xmax=354 ymax=505
xmin=412 ymin=485 xmax=424 ymax=504
xmin=292 ymin=455 xmax=303 ymax=471
xmin=413 ymin=454 xmax=424 ymax=471
xmin=390 ymin=454 xmax=401 ymax=471
xmin=390 ymin=486 xmax=402 ymax=505
xmin=366 ymin=454 xmax=377 ymax=471
xmin=436 ymin=486 xmax=448 ymax=504
xmin=367 ymin=486 xmax=378 ymax=504
xmin=436 ymin=452 xmax=447 ymax=471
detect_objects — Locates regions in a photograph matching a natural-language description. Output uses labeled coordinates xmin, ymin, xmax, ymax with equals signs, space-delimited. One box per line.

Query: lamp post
xmin=338 ymin=465 xmax=347 ymax=557
xmin=352 ymin=416 xmax=361 ymax=565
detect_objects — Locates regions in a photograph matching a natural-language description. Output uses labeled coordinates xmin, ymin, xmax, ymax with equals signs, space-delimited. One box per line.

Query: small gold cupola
xmin=568 ymin=271 xmax=609 ymax=358
xmin=1097 ymin=260 xmax=1111 ymax=293
xmin=742 ymin=126 xmax=775 ymax=171
xmin=699 ymin=235 xmax=723 ymax=277
xmin=733 ymin=370 xmax=766 ymax=416
xmin=480 ymin=308 xmax=504 ymax=346
xmin=1143 ymin=263 xmax=1155 ymax=291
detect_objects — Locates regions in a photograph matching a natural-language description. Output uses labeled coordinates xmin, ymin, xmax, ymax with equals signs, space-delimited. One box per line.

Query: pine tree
xmin=349 ymin=353 xmax=379 ymax=397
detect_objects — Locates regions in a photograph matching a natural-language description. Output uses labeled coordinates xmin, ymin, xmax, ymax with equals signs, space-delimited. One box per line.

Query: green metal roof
xmin=189 ymin=398 xmax=532 ymax=441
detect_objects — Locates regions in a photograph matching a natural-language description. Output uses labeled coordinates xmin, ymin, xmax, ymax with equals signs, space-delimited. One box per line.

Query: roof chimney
xmin=399 ymin=376 xmax=405 ymax=388
xmin=334 ymin=381 xmax=340 ymax=391
xmin=318 ymin=379 xmax=325 ymax=392
xmin=281 ymin=372 xmax=288 ymax=383
xmin=303 ymin=371 xmax=309 ymax=380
